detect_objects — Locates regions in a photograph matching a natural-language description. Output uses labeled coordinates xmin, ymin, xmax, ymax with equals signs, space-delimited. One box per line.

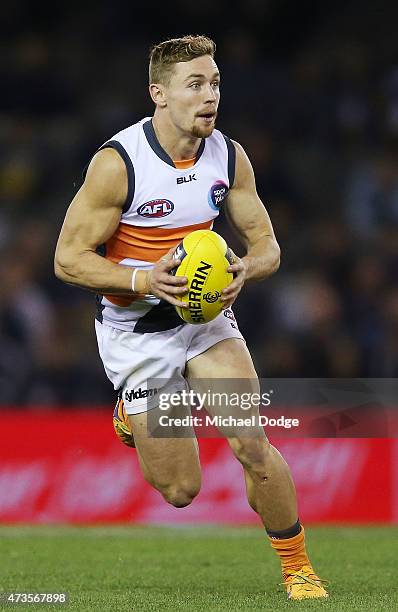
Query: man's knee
xmin=144 ymin=474 xmax=201 ymax=507
xmin=161 ymin=481 xmax=201 ymax=508
xmin=230 ymin=437 xmax=271 ymax=472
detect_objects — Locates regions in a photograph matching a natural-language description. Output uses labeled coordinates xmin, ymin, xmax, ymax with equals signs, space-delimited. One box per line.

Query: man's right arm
xmin=54 ymin=148 xmax=187 ymax=305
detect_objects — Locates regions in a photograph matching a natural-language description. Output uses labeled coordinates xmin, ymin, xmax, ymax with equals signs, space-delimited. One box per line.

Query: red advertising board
xmin=0 ymin=410 xmax=396 ymax=524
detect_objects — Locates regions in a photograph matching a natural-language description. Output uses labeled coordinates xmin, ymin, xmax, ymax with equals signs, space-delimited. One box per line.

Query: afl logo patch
xmin=208 ymin=181 xmax=229 ymax=210
xmin=137 ymin=199 xmax=174 ymax=218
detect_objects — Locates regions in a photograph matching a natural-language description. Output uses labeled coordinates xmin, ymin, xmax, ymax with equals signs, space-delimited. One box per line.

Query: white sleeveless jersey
xmin=91 ymin=117 xmax=236 ymax=333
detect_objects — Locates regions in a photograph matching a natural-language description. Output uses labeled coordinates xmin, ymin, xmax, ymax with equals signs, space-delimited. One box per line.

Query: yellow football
xmin=172 ymin=229 xmax=234 ymax=324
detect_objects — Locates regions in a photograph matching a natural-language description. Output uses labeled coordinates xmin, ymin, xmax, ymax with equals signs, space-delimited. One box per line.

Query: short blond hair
xmin=149 ymin=34 xmax=216 ymax=85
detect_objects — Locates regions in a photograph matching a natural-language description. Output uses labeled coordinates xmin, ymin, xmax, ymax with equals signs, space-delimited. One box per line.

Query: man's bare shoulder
xmin=229 ymin=139 xmax=255 ymax=189
xmin=230 ymin=139 xmax=250 ymax=162
xmin=86 ymin=147 xmax=127 ymax=182
xmin=83 ymin=147 xmax=128 ymax=207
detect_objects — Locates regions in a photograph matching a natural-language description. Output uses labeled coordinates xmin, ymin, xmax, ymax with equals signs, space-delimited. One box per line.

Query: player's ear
xmin=149 ymin=83 xmax=167 ymax=107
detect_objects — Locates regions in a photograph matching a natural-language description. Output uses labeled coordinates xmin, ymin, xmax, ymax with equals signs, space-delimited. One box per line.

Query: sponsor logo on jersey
xmin=223 ymin=308 xmax=235 ymax=321
xmin=173 ymin=243 xmax=187 ymax=266
xmin=223 ymin=308 xmax=237 ymax=329
xmin=203 ymin=291 xmax=221 ymax=303
xmin=226 ymin=247 xmax=235 ymax=265
xmin=208 ymin=180 xmax=229 ymax=209
xmin=177 ymin=174 xmax=196 ymax=185
xmin=137 ymin=199 xmax=174 ymax=218
xmin=124 ymin=387 xmax=158 ymax=402
xmin=170 ymin=242 xmax=187 ymax=277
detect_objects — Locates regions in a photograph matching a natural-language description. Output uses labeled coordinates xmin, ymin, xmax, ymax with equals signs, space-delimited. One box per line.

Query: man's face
xmin=163 ymin=55 xmax=220 ymax=138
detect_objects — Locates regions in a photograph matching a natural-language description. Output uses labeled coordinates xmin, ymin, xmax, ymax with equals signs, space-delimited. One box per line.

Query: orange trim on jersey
xmin=103 ymin=219 xmax=213 ymax=306
xmin=174 ymin=158 xmax=195 ymax=169
xmin=105 ymin=219 xmax=213 ymax=264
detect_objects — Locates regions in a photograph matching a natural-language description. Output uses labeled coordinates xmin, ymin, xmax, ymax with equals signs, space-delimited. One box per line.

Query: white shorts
xmin=95 ymin=308 xmax=244 ymax=414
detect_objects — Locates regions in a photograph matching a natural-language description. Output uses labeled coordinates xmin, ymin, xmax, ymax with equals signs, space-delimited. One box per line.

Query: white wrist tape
xmin=131 ymin=268 xmax=139 ymax=293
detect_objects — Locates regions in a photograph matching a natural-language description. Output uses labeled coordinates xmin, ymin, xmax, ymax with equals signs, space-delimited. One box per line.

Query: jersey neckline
xmin=143 ymin=119 xmax=205 ymax=169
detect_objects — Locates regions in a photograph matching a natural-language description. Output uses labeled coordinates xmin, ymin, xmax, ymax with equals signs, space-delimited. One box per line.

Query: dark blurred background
xmin=2 ymin=0 xmax=398 ymax=406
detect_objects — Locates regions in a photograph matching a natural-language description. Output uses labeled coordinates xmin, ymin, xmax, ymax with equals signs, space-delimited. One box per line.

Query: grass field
xmin=0 ymin=525 xmax=397 ymax=611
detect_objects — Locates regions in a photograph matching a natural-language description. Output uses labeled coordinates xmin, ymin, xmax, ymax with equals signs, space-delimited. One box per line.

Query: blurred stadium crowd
xmin=1 ymin=1 xmax=398 ymax=404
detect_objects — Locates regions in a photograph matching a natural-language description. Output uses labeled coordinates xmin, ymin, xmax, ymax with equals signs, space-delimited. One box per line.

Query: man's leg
xmin=241 ymin=444 xmax=298 ymax=528
xmin=185 ymin=338 xmax=328 ymax=599
xmin=129 ymin=411 xmax=201 ymax=508
xmin=96 ymin=321 xmax=201 ymax=506
xmin=186 ymin=338 xmax=297 ymax=529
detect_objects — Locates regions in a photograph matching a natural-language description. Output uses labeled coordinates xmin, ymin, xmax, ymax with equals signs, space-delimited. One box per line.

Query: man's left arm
xmin=221 ymin=140 xmax=281 ymax=308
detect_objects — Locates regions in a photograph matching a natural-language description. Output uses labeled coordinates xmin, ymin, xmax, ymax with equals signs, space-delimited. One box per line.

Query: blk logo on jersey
xmin=137 ymin=199 xmax=174 ymax=218
xmin=208 ymin=180 xmax=229 ymax=209
xmin=177 ymin=174 xmax=196 ymax=185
